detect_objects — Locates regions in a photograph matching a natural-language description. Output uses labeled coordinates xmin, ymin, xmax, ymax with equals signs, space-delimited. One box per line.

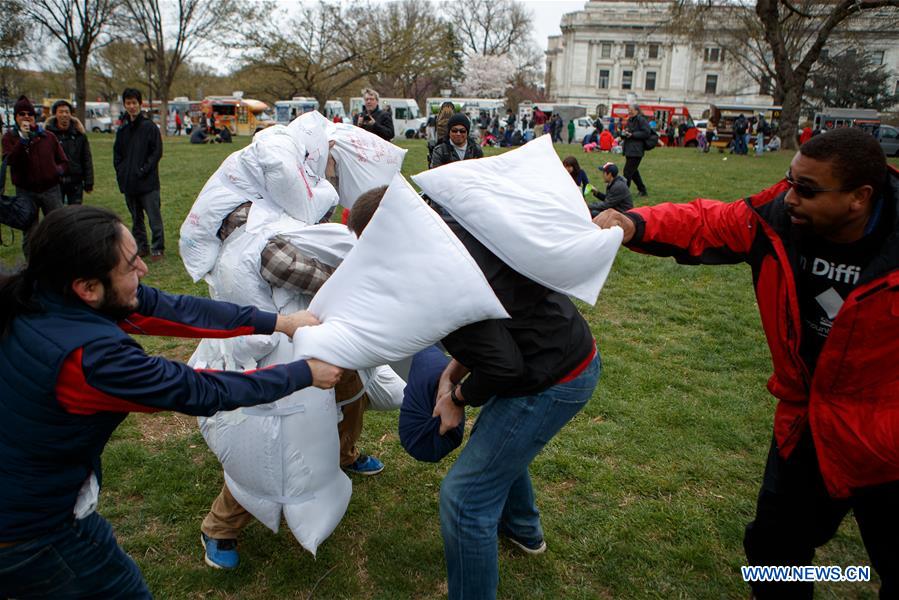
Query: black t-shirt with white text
xmin=796 ymin=211 xmax=886 ymax=372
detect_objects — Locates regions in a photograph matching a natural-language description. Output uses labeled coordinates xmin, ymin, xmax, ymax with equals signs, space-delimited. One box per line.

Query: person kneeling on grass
xmin=0 ymin=206 xmax=342 ymax=599
xmin=594 ymin=127 xmax=899 ymax=599
xmin=587 ymin=162 xmax=633 ymax=218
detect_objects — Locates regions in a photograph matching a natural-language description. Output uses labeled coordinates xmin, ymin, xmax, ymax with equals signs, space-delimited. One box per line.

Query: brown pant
xmin=201 ymin=370 xmax=369 ymax=539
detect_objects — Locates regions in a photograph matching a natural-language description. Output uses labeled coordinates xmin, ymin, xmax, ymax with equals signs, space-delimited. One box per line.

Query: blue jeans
xmin=0 ymin=512 xmax=151 ymax=599
xmin=440 ymin=354 xmax=601 ymax=600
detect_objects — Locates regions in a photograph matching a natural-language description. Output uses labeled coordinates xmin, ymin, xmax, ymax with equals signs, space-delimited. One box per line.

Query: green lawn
xmin=3 ymin=136 xmax=896 ymax=599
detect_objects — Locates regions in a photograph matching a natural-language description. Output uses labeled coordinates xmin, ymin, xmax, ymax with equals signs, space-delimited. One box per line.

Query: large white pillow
xmin=179 ymin=151 xmax=263 ymax=282
xmin=329 ymin=123 xmax=406 ymax=208
xmin=292 ymin=173 xmax=509 ymax=369
xmin=411 ymin=135 xmax=623 ymax=305
xmin=249 ymin=126 xmax=337 ymax=226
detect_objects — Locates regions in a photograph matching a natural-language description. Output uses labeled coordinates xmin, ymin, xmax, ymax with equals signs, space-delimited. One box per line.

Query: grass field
xmin=3 ymin=135 xmax=897 ymax=599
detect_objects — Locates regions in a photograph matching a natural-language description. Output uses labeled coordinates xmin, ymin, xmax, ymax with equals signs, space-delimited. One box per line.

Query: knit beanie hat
xmin=14 ymin=95 xmax=35 ymax=116
xmin=447 ymin=113 xmax=471 ymax=134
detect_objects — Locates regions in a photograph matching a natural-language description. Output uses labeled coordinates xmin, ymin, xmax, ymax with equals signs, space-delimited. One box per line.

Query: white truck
xmin=85 ymin=102 xmax=114 ymax=133
xmin=274 ymin=97 xmax=319 ymax=125
xmin=349 ymin=97 xmax=425 ymax=140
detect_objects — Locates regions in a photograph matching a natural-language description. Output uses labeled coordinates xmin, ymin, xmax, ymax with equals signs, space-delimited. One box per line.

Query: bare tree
xmin=447 ymin=0 xmax=543 ymax=92
xmin=670 ymin=0 xmax=899 ymax=149
xmin=23 ymin=0 xmax=117 ymax=123
xmin=366 ymin=0 xmax=460 ymax=104
xmin=240 ymin=1 xmax=453 ymax=108
xmin=755 ymin=0 xmax=899 ymax=147
xmin=121 ymin=0 xmax=233 ymax=132
xmin=449 ymin=0 xmax=532 ymax=59
xmin=0 ymin=0 xmax=32 ymax=105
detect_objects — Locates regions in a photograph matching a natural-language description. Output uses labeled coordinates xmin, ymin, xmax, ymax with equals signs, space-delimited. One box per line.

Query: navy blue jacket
xmin=0 ymin=285 xmax=312 ymax=541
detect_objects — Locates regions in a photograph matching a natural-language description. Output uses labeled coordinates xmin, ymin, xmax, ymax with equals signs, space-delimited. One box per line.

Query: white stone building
xmin=545 ymin=0 xmax=899 ymax=118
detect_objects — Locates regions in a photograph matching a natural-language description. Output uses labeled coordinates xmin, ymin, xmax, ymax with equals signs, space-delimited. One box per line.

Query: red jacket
xmin=1 ymin=127 xmax=67 ymax=192
xmin=625 ymin=168 xmax=899 ymax=498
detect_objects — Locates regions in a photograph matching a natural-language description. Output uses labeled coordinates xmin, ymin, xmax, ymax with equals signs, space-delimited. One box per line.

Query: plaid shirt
xmin=218 ymin=203 xmax=335 ymax=296
xmin=260 ymin=235 xmax=335 ymax=295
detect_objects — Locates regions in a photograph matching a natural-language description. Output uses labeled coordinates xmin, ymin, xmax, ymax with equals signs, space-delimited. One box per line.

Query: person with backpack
xmin=620 ymin=103 xmax=651 ymax=197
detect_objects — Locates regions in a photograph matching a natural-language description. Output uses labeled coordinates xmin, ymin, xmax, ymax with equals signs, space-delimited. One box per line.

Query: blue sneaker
xmin=343 ymin=454 xmax=384 ymax=476
xmin=201 ymin=533 xmax=239 ymax=569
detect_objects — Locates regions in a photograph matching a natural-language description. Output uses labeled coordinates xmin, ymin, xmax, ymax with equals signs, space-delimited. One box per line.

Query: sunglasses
xmin=17 ymin=111 xmax=33 ymax=117
xmin=449 ymin=127 xmax=467 ymax=134
xmin=784 ymin=170 xmax=852 ymax=199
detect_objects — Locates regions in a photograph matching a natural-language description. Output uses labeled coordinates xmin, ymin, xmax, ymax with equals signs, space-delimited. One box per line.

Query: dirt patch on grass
xmin=135 ymin=412 xmax=197 ymax=444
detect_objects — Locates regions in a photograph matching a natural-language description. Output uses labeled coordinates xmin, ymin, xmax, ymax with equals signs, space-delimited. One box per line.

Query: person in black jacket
xmin=45 ymin=100 xmax=94 ymax=205
xmin=347 ymin=188 xmax=600 ymax=600
xmin=620 ymin=103 xmax=650 ymax=197
xmin=588 ymin=162 xmax=633 ymax=217
xmin=113 ymin=88 xmax=164 ymax=261
xmin=354 ymin=88 xmax=394 ymax=141
xmin=429 ymin=113 xmax=484 ymax=168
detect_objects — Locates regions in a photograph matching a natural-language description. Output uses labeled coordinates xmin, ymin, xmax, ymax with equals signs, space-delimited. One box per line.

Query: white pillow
xmin=249 ymin=126 xmax=337 ymax=226
xmin=411 ymin=135 xmax=623 ymax=305
xmin=179 ymin=151 xmax=262 ymax=282
xmin=292 ymin=173 xmax=509 ymax=369
xmin=196 ymin=337 xmax=351 ymax=556
xmin=329 ymin=123 xmax=407 ymax=208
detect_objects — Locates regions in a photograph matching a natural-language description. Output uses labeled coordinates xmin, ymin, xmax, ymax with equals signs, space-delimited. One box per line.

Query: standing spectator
xmin=678 ymin=120 xmax=688 ymax=147
xmin=505 ymin=108 xmax=516 ymax=131
xmin=430 ymin=114 xmax=483 ymax=169
xmin=562 ymin=156 xmax=589 ymax=193
xmin=595 ymin=116 xmax=604 ymax=134
xmin=354 ymin=88 xmax=394 ymax=141
xmin=1 ymin=95 xmax=66 ymax=250
xmin=45 ymin=100 xmax=93 ymax=206
xmin=567 ymin=118 xmax=575 ymax=144
xmin=426 ymin=112 xmax=437 ymax=143
xmin=608 ymin=118 xmax=617 ymax=137
xmin=174 ymin=110 xmax=182 ymax=136
xmin=667 ymin=121 xmax=677 ymax=147
xmin=620 ymin=102 xmax=651 ymax=197
xmin=755 ymin=116 xmax=766 ymax=157
xmin=489 ymin=113 xmax=499 ymax=138
xmin=478 ymin=111 xmax=490 ymax=139
xmin=113 ymin=88 xmax=164 ymax=261
xmin=428 ymin=101 xmax=456 ymax=166
xmin=799 ymin=125 xmax=813 ymax=145
xmin=183 ymin=113 xmax=193 ymax=135
xmin=554 ymin=115 xmax=564 ymax=143
xmin=533 ymin=108 xmax=546 ymax=137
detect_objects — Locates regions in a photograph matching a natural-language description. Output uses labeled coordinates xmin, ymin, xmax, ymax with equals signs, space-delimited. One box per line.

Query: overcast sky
xmin=521 ymin=0 xmax=587 ymax=49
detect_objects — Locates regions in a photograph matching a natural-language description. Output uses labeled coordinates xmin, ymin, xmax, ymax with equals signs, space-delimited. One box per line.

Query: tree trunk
xmin=780 ymin=86 xmax=803 ymax=151
xmin=74 ymin=60 xmax=88 ymax=125
xmin=157 ymin=61 xmax=169 ymax=137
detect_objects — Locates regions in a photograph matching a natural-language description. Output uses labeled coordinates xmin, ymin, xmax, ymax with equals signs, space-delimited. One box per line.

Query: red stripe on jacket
xmin=56 ymin=348 xmax=162 ymax=415
xmin=118 ymin=314 xmax=256 ymax=339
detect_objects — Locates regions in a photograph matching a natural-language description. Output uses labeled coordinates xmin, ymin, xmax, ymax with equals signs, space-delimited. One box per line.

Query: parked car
xmin=874 ymin=124 xmax=899 ymax=157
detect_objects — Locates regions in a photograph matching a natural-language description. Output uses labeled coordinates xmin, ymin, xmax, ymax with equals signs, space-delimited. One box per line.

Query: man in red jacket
xmin=1 ymin=95 xmax=67 ymax=250
xmin=595 ymin=127 xmax=898 ymax=599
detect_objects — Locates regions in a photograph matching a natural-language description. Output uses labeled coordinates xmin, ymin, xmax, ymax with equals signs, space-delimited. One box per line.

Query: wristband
xmin=450 ymin=384 xmax=465 ymax=408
